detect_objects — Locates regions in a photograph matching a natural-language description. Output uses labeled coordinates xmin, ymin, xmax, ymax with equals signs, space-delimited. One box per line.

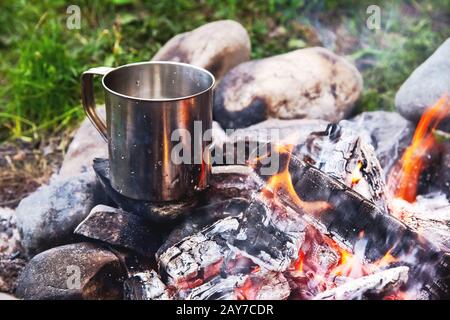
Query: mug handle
xmin=81 ymin=67 xmax=114 ymax=142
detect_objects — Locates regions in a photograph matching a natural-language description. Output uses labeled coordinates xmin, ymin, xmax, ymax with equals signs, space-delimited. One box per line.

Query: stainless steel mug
xmin=81 ymin=61 xmax=214 ymax=202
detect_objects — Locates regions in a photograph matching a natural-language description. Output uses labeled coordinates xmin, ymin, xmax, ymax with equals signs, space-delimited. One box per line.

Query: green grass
xmin=0 ymin=0 xmax=449 ymax=142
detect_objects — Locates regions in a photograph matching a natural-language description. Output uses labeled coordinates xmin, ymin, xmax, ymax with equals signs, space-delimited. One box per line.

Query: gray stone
xmin=59 ymin=107 xmax=107 ymax=179
xmin=152 ymin=20 xmax=251 ymax=81
xmin=15 ymin=242 xmax=125 ymax=300
xmin=15 ymin=172 xmax=107 ymax=256
xmin=395 ymin=38 xmax=450 ymax=122
xmin=213 ymin=47 xmax=363 ymax=129
xmin=74 ymin=205 xmax=162 ymax=258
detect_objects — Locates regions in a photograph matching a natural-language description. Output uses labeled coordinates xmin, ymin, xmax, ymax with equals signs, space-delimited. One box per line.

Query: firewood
xmin=313 ymin=266 xmax=409 ymax=300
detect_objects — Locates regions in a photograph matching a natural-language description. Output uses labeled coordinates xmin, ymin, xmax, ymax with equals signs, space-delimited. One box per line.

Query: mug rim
xmin=101 ymin=61 xmax=216 ymax=102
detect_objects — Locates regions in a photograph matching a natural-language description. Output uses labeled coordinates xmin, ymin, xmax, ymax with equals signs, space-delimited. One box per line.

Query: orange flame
xmin=294 ymin=249 xmax=305 ymax=273
xmin=389 ymin=95 xmax=450 ymax=202
xmin=261 ymin=144 xmax=331 ymax=215
xmin=350 ymin=161 xmax=363 ymax=186
xmin=323 ymin=237 xmax=399 ymax=279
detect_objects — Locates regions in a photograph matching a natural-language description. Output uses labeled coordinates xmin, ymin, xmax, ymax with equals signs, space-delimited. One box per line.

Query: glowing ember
xmin=350 ymin=161 xmax=363 ymax=187
xmin=389 ymin=95 xmax=450 ymax=202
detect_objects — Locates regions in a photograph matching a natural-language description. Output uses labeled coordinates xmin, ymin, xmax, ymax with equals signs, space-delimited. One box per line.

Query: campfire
xmin=7 ymin=93 xmax=449 ymax=301
xmin=50 ymin=95 xmax=446 ymax=301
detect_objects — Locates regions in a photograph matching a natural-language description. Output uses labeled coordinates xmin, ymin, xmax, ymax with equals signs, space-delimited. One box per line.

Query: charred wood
xmin=313 ymin=266 xmax=409 ymax=300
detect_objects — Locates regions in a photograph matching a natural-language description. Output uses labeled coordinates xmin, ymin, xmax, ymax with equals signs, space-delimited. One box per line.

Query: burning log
xmin=390 ymin=193 xmax=450 ymax=251
xmin=251 ymin=147 xmax=449 ymax=298
xmin=185 ymin=272 xmax=290 ymax=300
xmin=124 ymin=270 xmax=173 ymax=300
xmin=313 ymin=266 xmax=409 ymax=300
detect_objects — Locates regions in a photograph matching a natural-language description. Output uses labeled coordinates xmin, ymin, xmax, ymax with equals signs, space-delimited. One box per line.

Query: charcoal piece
xmin=93 ymin=158 xmax=197 ymax=222
xmin=156 ymin=198 xmax=250 ymax=259
xmin=313 ymin=266 xmax=409 ymax=300
xmin=158 ymin=217 xmax=239 ymax=289
xmin=345 ymin=111 xmax=414 ymax=175
xmin=184 ymin=274 xmax=247 ymax=300
xmin=185 ymin=272 xmax=290 ymax=300
xmin=298 ymin=123 xmax=388 ymax=210
xmin=74 ymin=205 xmax=163 ymax=258
xmin=227 ymin=199 xmax=306 ymax=272
xmin=124 ymin=270 xmax=173 ymax=300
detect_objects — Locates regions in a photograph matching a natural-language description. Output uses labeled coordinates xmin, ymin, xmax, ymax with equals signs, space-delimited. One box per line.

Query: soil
xmin=0 ymin=133 xmax=73 ymax=208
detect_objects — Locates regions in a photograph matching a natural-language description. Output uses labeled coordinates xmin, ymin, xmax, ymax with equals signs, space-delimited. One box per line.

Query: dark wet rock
xmin=395 ymin=38 xmax=450 ymax=123
xmin=59 ymin=107 xmax=107 ymax=179
xmin=15 ymin=242 xmax=125 ymax=300
xmin=152 ymin=20 xmax=251 ymax=81
xmin=213 ymin=47 xmax=363 ymax=129
xmin=75 ymin=205 xmax=162 ymax=258
xmin=15 ymin=172 xmax=107 ymax=256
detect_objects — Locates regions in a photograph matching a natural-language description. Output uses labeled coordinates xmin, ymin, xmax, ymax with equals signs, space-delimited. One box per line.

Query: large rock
xmin=395 ymin=38 xmax=450 ymax=122
xmin=152 ymin=20 xmax=251 ymax=81
xmin=0 ymin=207 xmax=26 ymax=292
xmin=213 ymin=47 xmax=363 ymax=129
xmin=59 ymin=107 xmax=107 ymax=179
xmin=15 ymin=242 xmax=125 ymax=300
xmin=15 ymin=172 xmax=107 ymax=256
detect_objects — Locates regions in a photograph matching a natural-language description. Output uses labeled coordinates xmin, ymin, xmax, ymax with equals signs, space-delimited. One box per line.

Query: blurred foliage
xmin=0 ymin=0 xmax=449 ymax=141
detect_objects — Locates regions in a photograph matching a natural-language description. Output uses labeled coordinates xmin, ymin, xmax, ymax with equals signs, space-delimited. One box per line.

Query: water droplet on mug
xmin=172 ymin=79 xmax=175 ymax=84
xmin=133 ymin=144 xmax=137 ymax=148
xmin=121 ymin=155 xmax=126 ymax=160
xmin=136 ymin=80 xmax=140 ymax=86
